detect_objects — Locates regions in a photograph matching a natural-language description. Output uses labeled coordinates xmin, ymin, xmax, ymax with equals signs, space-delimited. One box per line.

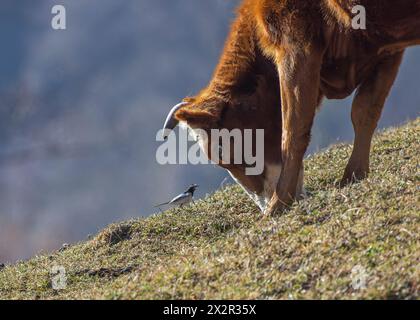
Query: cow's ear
xmin=175 ymin=107 xmax=219 ymax=127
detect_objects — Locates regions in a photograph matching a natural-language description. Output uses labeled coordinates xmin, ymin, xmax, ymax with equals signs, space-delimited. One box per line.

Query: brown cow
xmin=163 ymin=0 xmax=420 ymax=215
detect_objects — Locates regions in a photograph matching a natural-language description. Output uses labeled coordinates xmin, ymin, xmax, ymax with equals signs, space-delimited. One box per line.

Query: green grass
xmin=0 ymin=119 xmax=419 ymax=300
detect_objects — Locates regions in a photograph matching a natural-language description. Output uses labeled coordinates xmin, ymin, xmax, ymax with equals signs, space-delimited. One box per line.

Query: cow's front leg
xmin=340 ymin=51 xmax=404 ymax=186
xmin=265 ymin=48 xmax=323 ymax=215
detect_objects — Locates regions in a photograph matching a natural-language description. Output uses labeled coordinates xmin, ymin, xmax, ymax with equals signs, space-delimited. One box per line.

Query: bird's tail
xmin=154 ymin=201 xmax=169 ymax=208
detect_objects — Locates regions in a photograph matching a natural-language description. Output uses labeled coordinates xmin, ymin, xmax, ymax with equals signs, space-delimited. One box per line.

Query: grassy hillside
xmin=0 ymin=119 xmax=419 ymax=300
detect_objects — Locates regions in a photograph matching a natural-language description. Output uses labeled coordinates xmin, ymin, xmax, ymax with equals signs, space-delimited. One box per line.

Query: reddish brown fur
xmin=173 ymin=0 xmax=420 ymax=214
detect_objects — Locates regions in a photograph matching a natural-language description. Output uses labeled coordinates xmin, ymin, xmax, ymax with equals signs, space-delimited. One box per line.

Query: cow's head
xmin=162 ymin=49 xmax=303 ymax=212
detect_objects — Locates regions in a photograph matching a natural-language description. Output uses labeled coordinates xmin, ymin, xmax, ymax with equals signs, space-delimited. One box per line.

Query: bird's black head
xmin=186 ymin=184 xmax=199 ymax=195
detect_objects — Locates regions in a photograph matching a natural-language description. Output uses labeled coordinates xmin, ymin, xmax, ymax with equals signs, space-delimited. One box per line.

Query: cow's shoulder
xmin=252 ymin=0 xmax=324 ymax=55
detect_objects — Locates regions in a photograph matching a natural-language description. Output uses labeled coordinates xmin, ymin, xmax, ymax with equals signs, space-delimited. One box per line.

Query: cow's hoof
xmin=339 ymin=168 xmax=369 ymax=188
xmin=264 ymin=197 xmax=290 ymax=216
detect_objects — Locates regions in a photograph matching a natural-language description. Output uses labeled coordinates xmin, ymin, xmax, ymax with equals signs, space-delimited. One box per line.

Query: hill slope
xmin=0 ymin=119 xmax=419 ymax=300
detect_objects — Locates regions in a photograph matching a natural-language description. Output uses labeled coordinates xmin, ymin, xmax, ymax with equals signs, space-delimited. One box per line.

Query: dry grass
xmin=0 ymin=119 xmax=419 ymax=300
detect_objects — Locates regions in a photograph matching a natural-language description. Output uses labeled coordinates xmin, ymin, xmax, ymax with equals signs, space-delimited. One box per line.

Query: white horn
xmin=162 ymin=102 xmax=188 ymax=139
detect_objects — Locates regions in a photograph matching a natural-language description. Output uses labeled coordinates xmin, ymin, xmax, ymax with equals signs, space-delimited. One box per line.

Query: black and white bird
xmin=155 ymin=184 xmax=199 ymax=209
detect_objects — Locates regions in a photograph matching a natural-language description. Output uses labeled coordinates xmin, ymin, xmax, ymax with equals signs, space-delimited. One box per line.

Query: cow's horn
xmin=162 ymin=102 xmax=188 ymax=139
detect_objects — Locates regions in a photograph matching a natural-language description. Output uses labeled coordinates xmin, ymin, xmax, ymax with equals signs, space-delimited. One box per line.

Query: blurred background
xmin=0 ymin=0 xmax=418 ymax=263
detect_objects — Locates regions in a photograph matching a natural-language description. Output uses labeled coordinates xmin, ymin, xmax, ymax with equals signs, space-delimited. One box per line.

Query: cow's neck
xmin=205 ymin=9 xmax=258 ymax=102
